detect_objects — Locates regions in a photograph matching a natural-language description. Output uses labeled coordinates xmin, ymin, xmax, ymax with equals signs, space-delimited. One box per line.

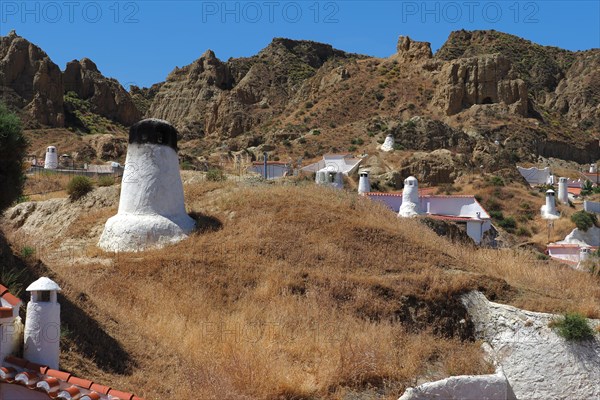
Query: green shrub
xmin=551 ymin=313 xmax=594 ymax=341
xmin=351 ymin=138 xmax=364 ymax=145
xmin=97 ymin=176 xmax=115 ymax=187
xmin=0 ymin=102 xmax=27 ymax=211
xmin=571 ymin=210 xmax=597 ymax=232
xmin=489 ymin=210 xmax=504 ymax=220
xmin=487 ymin=176 xmax=505 ymax=187
xmin=206 ymin=169 xmax=226 ymax=182
xmin=498 ymin=216 xmax=517 ymax=230
xmin=348 ymin=145 xmax=357 ymax=152
xmin=311 ymin=129 xmax=321 ymax=136
xmin=298 ymin=137 xmax=307 ymax=144
xmin=67 ymin=176 xmax=93 ymax=200
xmin=516 ymin=227 xmax=531 ymax=237
xmin=21 ymin=246 xmax=35 ymax=258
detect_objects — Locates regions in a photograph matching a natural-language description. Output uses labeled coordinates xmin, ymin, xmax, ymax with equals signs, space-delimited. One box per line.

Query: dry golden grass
xmin=24 ymin=172 xmax=72 ymax=196
xmin=6 ymin=181 xmax=600 ymax=399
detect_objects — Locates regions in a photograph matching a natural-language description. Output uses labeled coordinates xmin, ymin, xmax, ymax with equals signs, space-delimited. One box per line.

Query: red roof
xmin=426 ymin=215 xmax=478 ymax=222
xmin=251 ymin=161 xmax=290 ymax=166
xmin=0 ymin=284 xmax=22 ymax=307
xmin=1 ymin=356 xmax=144 ymax=400
xmin=365 ymin=188 xmax=437 ymax=197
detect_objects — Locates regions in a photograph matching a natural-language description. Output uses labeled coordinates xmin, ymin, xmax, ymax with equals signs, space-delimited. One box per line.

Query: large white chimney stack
xmin=399 ymin=176 xmax=420 ymax=217
xmin=541 ymin=189 xmax=559 ymax=219
xmin=98 ymin=119 xmax=196 ymax=252
xmin=44 ymin=146 xmax=58 ymax=169
xmin=24 ymin=277 xmax=61 ymax=370
xmin=358 ymin=170 xmax=371 ymax=195
xmin=557 ymin=177 xmax=569 ymax=204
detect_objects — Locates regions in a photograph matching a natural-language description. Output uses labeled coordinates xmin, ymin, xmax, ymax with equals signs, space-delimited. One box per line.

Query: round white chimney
xmin=399 ymin=176 xmax=420 ymax=217
xmin=44 ymin=146 xmax=58 ymax=169
xmin=590 ymin=164 xmax=597 ymax=174
xmin=24 ymin=277 xmax=61 ymax=370
xmin=358 ymin=170 xmax=371 ymax=195
xmin=541 ymin=189 xmax=559 ymax=219
xmin=557 ymin=177 xmax=569 ymax=204
xmin=98 ymin=119 xmax=196 ymax=252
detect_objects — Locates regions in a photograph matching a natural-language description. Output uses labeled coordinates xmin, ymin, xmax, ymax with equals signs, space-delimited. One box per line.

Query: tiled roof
xmin=425 ymin=215 xmax=479 ymax=222
xmin=0 ymin=284 xmax=22 ymax=307
xmin=1 ymin=356 xmax=143 ymax=400
xmin=251 ymin=161 xmax=290 ymax=166
xmin=365 ymin=188 xmax=437 ymax=197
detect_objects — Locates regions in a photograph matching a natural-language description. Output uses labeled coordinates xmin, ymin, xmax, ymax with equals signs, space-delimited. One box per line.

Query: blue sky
xmin=1 ymin=1 xmax=598 ymax=88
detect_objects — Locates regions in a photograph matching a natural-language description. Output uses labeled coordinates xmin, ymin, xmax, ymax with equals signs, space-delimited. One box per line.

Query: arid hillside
xmin=2 ymin=176 xmax=600 ymax=399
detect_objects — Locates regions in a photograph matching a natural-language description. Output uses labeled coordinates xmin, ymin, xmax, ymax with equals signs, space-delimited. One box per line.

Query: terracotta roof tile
xmin=0 ymin=306 xmax=13 ymax=318
xmin=108 ymin=389 xmax=134 ymax=399
xmin=81 ymin=394 xmax=103 ymax=400
xmin=90 ymin=383 xmax=111 ymax=394
xmin=47 ymin=368 xmax=72 ymax=381
xmin=57 ymin=385 xmax=81 ymax=399
xmin=2 ymin=291 xmax=22 ymax=307
xmin=0 ymin=284 xmax=8 ymax=296
xmin=36 ymin=376 xmax=61 ymax=392
xmin=0 ymin=366 xmax=17 ymax=381
xmin=5 ymin=355 xmax=28 ymax=368
xmin=426 ymin=215 xmax=477 ymax=222
xmin=68 ymin=375 xmax=94 ymax=389
xmin=26 ymin=361 xmax=49 ymax=374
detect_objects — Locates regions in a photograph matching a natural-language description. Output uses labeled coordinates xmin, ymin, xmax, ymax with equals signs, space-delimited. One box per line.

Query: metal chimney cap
xmin=26 ymin=277 xmax=61 ymax=292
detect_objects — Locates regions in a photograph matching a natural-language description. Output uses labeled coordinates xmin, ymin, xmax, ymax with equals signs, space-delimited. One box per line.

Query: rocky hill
xmin=1 ymin=29 xmax=599 ymax=179
xmin=0 ymin=30 xmax=137 ymax=130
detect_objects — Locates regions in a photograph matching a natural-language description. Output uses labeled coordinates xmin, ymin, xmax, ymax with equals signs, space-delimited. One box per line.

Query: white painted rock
xmin=380 ymin=134 xmax=395 ymax=152
xmin=399 ymin=370 xmax=514 ymax=400
xmin=462 ymin=292 xmax=600 ymax=399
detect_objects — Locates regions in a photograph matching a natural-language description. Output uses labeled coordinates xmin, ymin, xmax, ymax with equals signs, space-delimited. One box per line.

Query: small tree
xmin=0 ymin=103 xmax=27 ymax=211
xmin=571 ymin=210 xmax=597 ymax=232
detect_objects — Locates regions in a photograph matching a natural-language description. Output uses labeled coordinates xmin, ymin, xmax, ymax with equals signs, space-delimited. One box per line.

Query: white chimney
xmin=541 ymin=189 xmax=559 ymax=219
xmin=98 ymin=119 xmax=196 ymax=252
xmin=399 ymin=176 xmax=420 ymax=217
xmin=590 ymin=164 xmax=597 ymax=174
xmin=44 ymin=146 xmax=58 ymax=169
xmin=578 ymin=247 xmax=592 ymax=269
xmin=557 ymin=177 xmax=569 ymax=204
xmin=358 ymin=171 xmax=371 ymax=195
xmin=24 ymin=277 xmax=61 ymax=370
xmin=332 ymin=172 xmax=344 ymax=189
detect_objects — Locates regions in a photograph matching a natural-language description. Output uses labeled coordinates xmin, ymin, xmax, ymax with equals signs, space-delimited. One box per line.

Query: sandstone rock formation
xmin=147 ymin=38 xmax=360 ymax=139
xmin=394 ymin=36 xmax=432 ymax=63
xmin=392 ymin=116 xmax=474 ymax=151
xmin=435 ymin=54 xmax=528 ymax=116
xmin=399 ymin=149 xmax=468 ymax=185
xmin=146 ymin=49 xmax=233 ymax=139
xmin=545 ymin=49 xmax=600 ymax=130
xmin=63 ymin=58 xmax=140 ymax=126
xmin=0 ymin=31 xmax=64 ymax=127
